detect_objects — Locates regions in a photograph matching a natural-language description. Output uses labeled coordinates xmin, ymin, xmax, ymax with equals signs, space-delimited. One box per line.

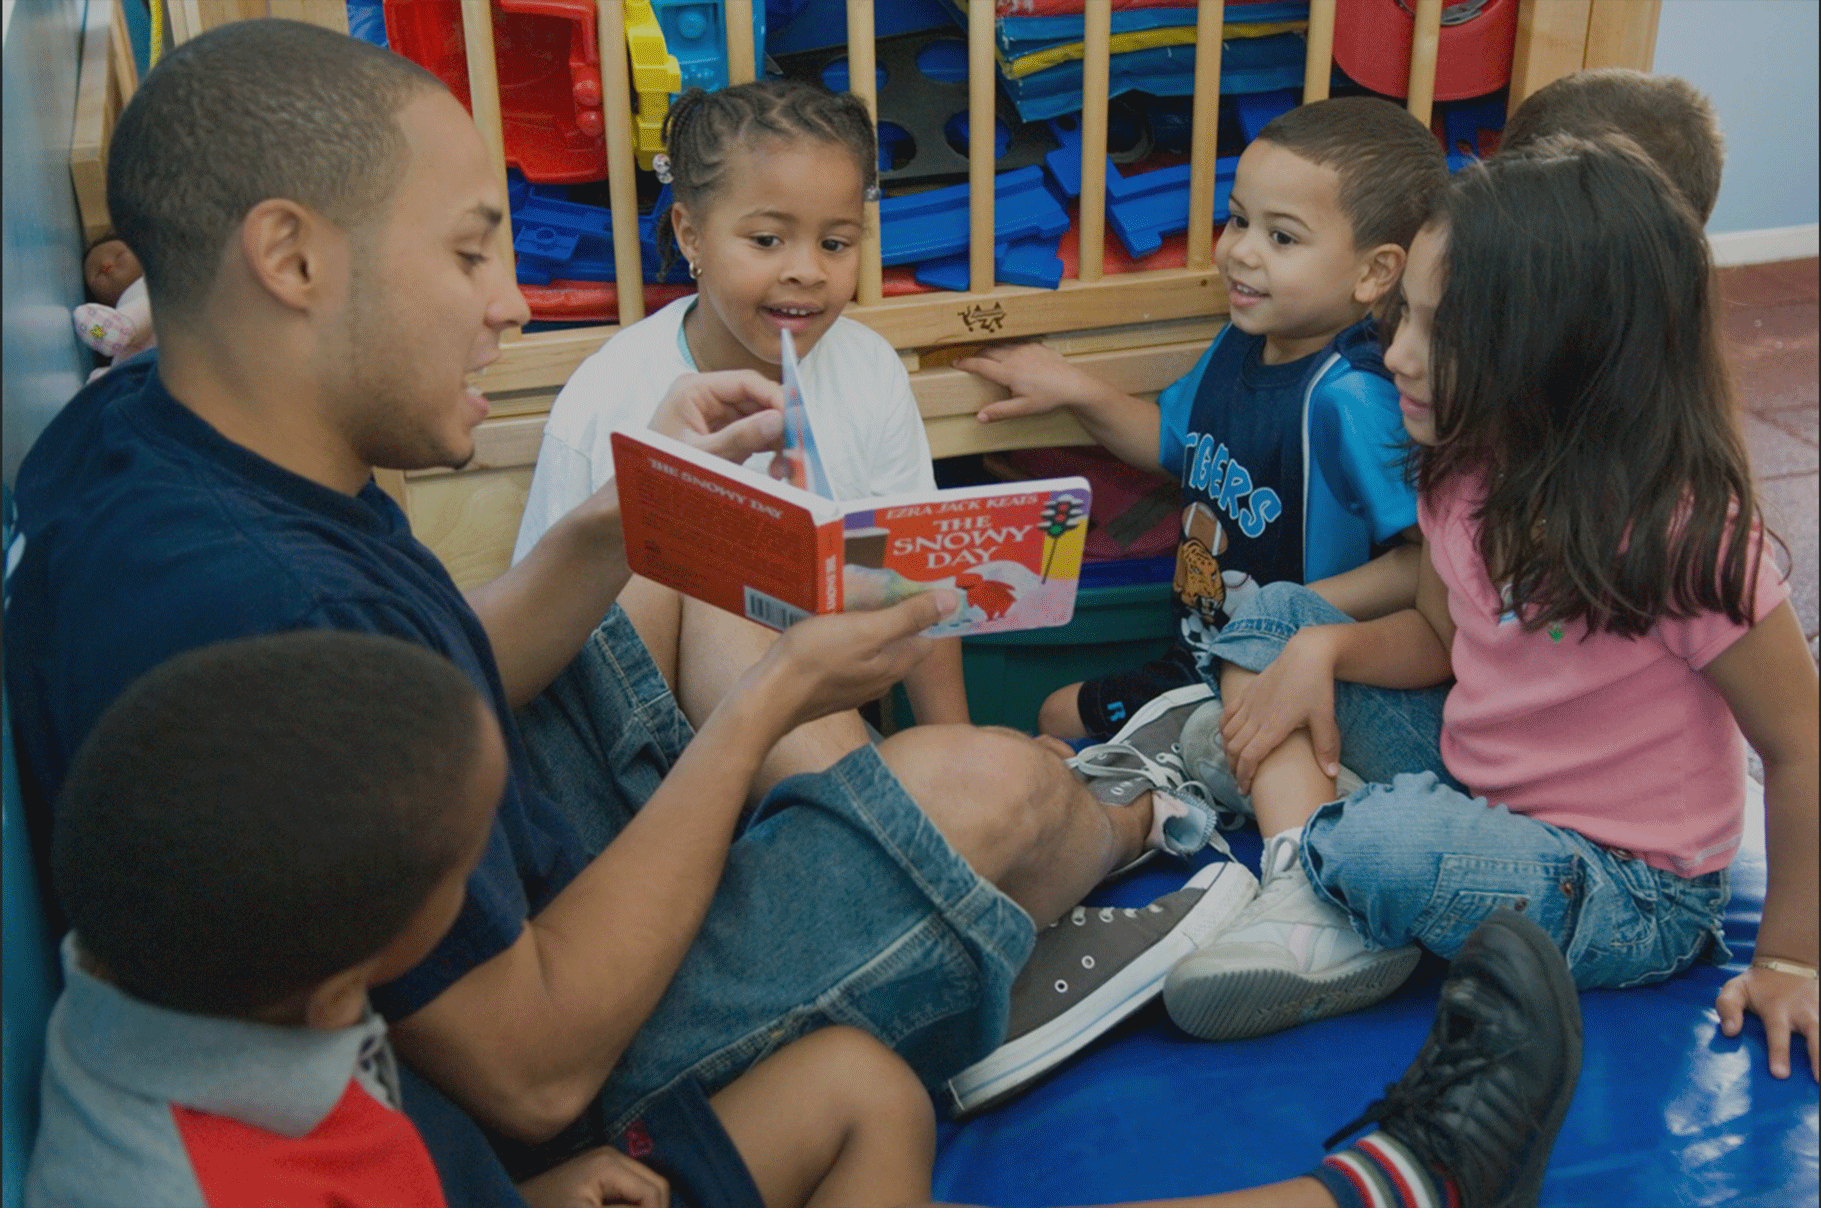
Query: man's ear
xmin=1354 ymin=242 xmax=1407 ymax=306
xmin=238 ymin=198 xmax=347 ymax=313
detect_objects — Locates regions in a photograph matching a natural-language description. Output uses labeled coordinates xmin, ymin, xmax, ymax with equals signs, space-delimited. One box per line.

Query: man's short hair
xmin=1255 ymin=96 xmax=1450 ymax=252
xmin=106 ymin=18 xmax=445 ymax=320
xmin=54 ymin=631 xmax=492 ymax=1016
xmin=1502 ymin=68 xmax=1724 ymax=222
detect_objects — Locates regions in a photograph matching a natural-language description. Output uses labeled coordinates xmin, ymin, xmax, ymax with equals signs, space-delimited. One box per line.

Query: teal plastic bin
xmin=956 ymin=579 xmax=1176 ymax=731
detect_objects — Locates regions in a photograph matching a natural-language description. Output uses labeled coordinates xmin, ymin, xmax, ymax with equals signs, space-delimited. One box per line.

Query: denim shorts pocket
xmin=1411 ymin=853 xmax=1585 ymax=959
xmin=1573 ymin=858 xmax=1724 ymax=988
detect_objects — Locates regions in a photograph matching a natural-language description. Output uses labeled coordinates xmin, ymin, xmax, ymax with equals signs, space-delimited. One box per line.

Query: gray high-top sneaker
xmin=946 ymin=858 xmax=1258 ymax=1116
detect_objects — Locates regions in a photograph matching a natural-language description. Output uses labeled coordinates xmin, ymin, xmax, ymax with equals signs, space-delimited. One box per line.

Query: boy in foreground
xmin=26 ymin=632 xmax=938 ymax=1207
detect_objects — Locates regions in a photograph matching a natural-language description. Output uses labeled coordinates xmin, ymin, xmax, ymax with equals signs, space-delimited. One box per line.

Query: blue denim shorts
xmin=513 ymin=607 xmax=1035 ymax=1133
xmin=1209 ymin=582 xmax=1732 ymax=990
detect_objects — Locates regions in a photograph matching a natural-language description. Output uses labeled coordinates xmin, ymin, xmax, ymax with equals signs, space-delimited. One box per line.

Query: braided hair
xmin=655 ymin=78 xmax=878 ymax=277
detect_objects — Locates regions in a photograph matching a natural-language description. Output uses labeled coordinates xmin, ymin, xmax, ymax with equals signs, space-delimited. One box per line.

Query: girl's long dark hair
xmin=1416 ymin=135 xmax=1777 ymax=638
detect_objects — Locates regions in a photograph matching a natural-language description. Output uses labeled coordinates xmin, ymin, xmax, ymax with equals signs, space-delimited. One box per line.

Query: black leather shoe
xmin=1325 ymin=910 xmax=1582 ymax=1208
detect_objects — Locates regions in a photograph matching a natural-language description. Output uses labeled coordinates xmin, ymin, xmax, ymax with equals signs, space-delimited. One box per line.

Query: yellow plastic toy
xmin=626 ymin=0 xmax=682 ymax=170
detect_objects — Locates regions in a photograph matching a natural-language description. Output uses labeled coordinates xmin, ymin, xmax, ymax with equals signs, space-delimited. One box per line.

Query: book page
xmin=840 ymin=479 xmax=1090 ymax=637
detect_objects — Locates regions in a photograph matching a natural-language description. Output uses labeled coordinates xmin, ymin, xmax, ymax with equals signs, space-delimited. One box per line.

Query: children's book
xmin=613 ymin=426 xmax=1091 ymax=636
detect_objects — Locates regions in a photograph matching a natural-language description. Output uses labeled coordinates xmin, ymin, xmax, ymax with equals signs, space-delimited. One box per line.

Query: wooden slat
xmin=1303 ymin=0 xmax=1336 ymax=102
xmin=72 ymin=0 xmax=117 ymax=245
xmin=1185 ymin=0 xmax=1225 ymax=270
xmin=846 ymin=0 xmax=883 ymax=307
xmin=168 ymin=0 xmax=201 ymax=45
xmin=265 ymin=0 xmax=350 ymax=32
xmin=460 ymin=0 xmax=518 ymax=298
xmin=910 ymin=339 xmax=1209 ymax=420
xmin=596 ymin=0 xmax=646 ymax=324
xmin=968 ymin=0 xmax=996 ymax=292
xmin=1509 ymin=0 xmax=1592 ymax=108
xmin=1077 ymin=0 xmax=1112 ymax=283
xmin=109 ymin=0 xmax=138 ymax=103
xmin=724 ymin=0 xmax=756 ymax=84
xmin=486 ymin=266 xmax=1228 ymax=392
xmin=925 ymin=410 xmax=1093 ymax=459
xmin=1583 ymin=0 xmax=1659 ymax=70
xmin=1406 ymin=0 xmax=1443 ymax=125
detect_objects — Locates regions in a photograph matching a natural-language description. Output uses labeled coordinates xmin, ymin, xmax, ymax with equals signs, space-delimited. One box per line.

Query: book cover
xmin=613 ymin=427 xmax=1090 ymax=636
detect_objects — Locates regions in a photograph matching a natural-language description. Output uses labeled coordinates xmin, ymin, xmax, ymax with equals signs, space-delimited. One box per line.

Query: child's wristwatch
xmin=1751 ymin=956 xmax=1819 ymax=980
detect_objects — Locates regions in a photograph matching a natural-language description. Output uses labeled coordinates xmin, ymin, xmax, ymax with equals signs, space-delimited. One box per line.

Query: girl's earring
xmin=688 ymin=260 xmax=701 ymax=281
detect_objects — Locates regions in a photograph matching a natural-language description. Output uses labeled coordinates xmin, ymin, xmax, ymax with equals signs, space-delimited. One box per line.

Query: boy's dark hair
xmin=654 ymin=78 xmax=879 ymax=275
xmin=1502 ymin=68 xmax=1723 ymax=222
xmin=1417 ymin=135 xmax=1771 ymax=638
xmin=54 ymin=631 xmax=493 ymax=1016
xmin=107 ymin=18 xmax=445 ymax=321
xmin=1255 ymin=96 xmax=1448 ymax=252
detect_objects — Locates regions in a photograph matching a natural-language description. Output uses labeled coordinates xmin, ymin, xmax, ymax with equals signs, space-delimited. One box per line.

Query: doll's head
xmin=84 ymin=238 xmax=143 ymax=307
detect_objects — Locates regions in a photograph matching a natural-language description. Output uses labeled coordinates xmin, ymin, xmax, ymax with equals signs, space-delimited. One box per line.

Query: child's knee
xmin=792 ymin=1027 xmax=934 ymax=1139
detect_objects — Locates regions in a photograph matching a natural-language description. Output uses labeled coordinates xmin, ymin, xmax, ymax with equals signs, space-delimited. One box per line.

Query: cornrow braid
xmin=655 ymin=77 xmax=878 ymax=277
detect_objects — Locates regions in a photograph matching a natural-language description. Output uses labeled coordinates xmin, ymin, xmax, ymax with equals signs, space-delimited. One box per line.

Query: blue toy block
xmin=914 ymin=231 xmax=1064 ymax=291
xmin=504 ymin=173 xmax=693 ymax=286
xmin=877 ymin=165 xmax=1070 ymax=266
xmin=1234 ymin=88 xmax=1298 ymax=142
xmin=648 ymin=0 xmax=766 ymax=93
xmin=1439 ymin=95 xmax=1507 ymax=172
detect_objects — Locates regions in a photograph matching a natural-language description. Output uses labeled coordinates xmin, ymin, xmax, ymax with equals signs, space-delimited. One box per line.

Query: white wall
xmin=1653 ymin=0 xmax=1820 ymax=238
xmin=2 ymin=0 xmax=88 ymax=487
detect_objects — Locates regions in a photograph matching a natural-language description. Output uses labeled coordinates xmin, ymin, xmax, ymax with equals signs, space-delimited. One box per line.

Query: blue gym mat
xmin=931 ymin=779 xmax=1818 ymax=1206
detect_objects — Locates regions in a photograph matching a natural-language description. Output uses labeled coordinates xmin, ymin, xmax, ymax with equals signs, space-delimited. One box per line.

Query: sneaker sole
xmin=1163 ymin=944 xmax=1421 ymax=1042
xmin=945 ymin=859 xmax=1259 ymax=1116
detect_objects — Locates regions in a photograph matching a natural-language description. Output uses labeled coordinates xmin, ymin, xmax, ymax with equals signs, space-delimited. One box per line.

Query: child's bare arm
xmin=903 ymin=636 xmax=970 ymax=725
xmin=1705 ymin=600 xmax=1819 ymax=1082
xmin=1223 ymin=541 xmax=1453 ymax=792
xmin=1307 ymin=531 xmax=1423 ymax=619
xmin=958 ymin=343 xmax=1166 ymax=472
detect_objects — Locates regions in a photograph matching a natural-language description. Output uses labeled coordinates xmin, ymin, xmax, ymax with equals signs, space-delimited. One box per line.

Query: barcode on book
xmin=744 ymin=587 xmax=810 ymax=630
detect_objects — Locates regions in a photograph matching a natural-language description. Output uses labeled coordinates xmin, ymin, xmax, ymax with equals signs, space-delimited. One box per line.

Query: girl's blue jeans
xmin=1208 ymin=582 xmax=1731 ymax=989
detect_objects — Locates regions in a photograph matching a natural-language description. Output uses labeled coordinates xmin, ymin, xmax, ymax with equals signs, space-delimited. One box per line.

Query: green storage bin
xmin=908 ymin=579 xmax=1177 ymax=731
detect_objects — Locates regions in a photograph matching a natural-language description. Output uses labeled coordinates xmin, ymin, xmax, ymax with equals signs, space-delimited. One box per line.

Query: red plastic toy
xmin=1333 ymin=0 xmax=1518 ymax=103
xmin=384 ymin=0 xmax=607 ymax=183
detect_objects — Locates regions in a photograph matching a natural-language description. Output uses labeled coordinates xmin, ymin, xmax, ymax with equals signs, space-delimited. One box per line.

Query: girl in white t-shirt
xmin=517 ymin=79 xmax=968 ymax=725
xmin=1163 ymin=135 xmax=1818 ymax=1083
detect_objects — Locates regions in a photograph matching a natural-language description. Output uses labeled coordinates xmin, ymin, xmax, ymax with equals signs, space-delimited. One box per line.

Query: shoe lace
xmin=1323 ymin=979 xmax=1525 ymax=1189
xmin=1073 ymin=739 xmax=1187 ymax=790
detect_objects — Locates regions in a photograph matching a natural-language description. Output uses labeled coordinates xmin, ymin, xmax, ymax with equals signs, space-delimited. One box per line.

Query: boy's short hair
xmin=54 ymin=631 xmax=492 ymax=1016
xmin=107 ymin=18 xmax=445 ymax=321
xmin=1501 ymin=68 xmax=1724 ymax=222
xmin=1255 ymin=96 xmax=1449 ymax=252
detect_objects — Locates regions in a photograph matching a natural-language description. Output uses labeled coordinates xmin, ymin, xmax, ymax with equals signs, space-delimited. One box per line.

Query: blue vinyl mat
xmin=931 ymin=780 xmax=1818 ymax=1206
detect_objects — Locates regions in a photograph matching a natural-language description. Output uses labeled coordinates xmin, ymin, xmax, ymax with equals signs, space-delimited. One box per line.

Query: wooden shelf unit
xmin=76 ymin=0 xmax=1661 ymax=588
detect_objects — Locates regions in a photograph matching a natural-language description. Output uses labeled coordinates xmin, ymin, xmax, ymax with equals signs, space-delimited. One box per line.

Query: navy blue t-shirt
xmin=1155 ymin=318 xmax=1416 ymax=675
xmin=3 ymin=356 xmax=586 ymax=1019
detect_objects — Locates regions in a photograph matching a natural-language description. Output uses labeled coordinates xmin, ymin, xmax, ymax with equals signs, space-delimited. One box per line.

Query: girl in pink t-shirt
xmin=1163 ymin=135 xmax=1818 ymax=1084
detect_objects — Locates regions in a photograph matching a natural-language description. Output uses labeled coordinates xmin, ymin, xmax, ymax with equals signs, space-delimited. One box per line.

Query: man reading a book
xmin=4 ymin=18 xmax=1212 ymax=1190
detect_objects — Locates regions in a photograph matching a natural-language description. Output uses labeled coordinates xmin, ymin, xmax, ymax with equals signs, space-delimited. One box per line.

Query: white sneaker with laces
xmin=1163 ymin=832 xmax=1419 ymax=1041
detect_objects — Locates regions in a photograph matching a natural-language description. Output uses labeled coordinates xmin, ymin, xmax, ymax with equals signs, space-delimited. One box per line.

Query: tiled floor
xmin=1721 ymin=257 xmax=1819 ymax=663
